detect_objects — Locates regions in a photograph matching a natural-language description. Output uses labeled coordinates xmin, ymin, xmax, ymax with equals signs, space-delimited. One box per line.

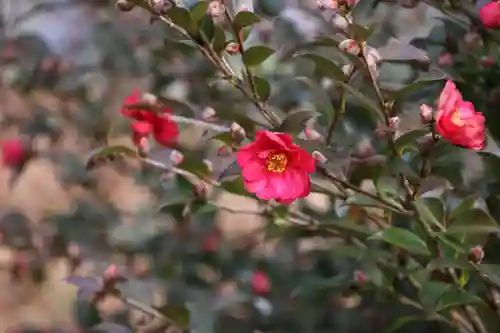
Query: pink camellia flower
xmin=480 ymin=1 xmax=500 ymax=29
xmin=121 ymin=89 xmax=178 ymax=147
xmin=237 ymin=131 xmax=315 ymax=204
xmin=1 ymin=139 xmax=25 ymax=167
xmin=435 ymin=81 xmax=485 ymax=150
xmin=251 ymin=271 xmax=271 ymax=295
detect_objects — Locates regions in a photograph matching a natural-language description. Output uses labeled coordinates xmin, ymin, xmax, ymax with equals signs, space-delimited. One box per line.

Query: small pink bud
xmin=217 ymin=144 xmax=232 ymax=157
xmin=312 ymin=150 xmax=328 ymax=164
xmin=225 ymin=42 xmax=240 ymax=55
xmin=207 ymin=1 xmax=225 ymax=17
xmin=151 ymin=0 xmax=171 ymax=13
xmin=116 ymin=0 xmax=135 ymax=12
xmin=193 ymin=182 xmax=209 ymax=201
xmin=103 ymin=264 xmax=121 ymax=280
xmin=356 ymin=140 xmax=375 ymax=158
xmin=305 ymin=128 xmax=324 ymax=141
xmin=138 ymin=137 xmax=150 ymax=155
xmin=1 ymin=139 xmax=25 ymax=167
xmin=437 ymin=52 xmax=453 ymax=66
xmin=354 ymin=270 xmax=368 ymax=282
xmin=339 ymin=39 xmax=360 ymax=55
xmin=251 ymin=271 xmax=271 ymax=295
xmin=170 ymin=149 xmax=184 ymax=165
xmin=420 ymin=104 xmax=433 ymax=123
xmin=469 ymin=245 xmax=484 ymax=264
xmin=480 ymin=56 xmax=495 ymax=67
xmin=317 ymin=0 xmax=338 ymax=9
xmin=202 ymin=107 xmax=217 ymax=121
xmin=230 ymin=122 xmax=246 ymax=142
xmin=332 ymin=14 xmax=349 ymax=31
xmin=388 ymin=117 xmax=400 ymax=130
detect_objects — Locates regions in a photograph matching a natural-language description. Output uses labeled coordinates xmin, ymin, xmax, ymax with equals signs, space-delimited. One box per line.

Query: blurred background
xmin=0 ymin=0 xmax=496 ymax=332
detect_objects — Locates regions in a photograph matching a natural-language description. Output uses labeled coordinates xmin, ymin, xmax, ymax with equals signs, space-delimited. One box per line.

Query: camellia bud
xmin=207 ymin=1 xmax=225 ymax=17
xmin=217 ymin=144 xmax=232 ymax=157
xmin=225 ymin=42 xmax=240 ymax=55
xmin=305 ymin=128 xmax=324 ymax=141
xmin=151 ymin=0 xmax=171 ymax=13
xmin=365 ymin=46 xmax=381 ymax=64
xmin=169 ymin=149 xmax=184 ymax=165
xmin=480 ymin=56 xmax=495 ymax=67
xmin=116 ymin=0 xmax=135 ymax=11
xmin=338 ymin=39 xmax=360 ymax=55
xmin=251 ymin=271 xmax=271 ymax=295
xmin=468 ymin=245 xmax=484 ymax=264
xmin=193 ymin=182 xmax=209 ymax=201
xmin=354 ymin=270 xmax=368 ymax=283
xmin=332 ymin=14 xmax=349 ymax=31
xmin=437 ymin=52 xmax=453 ymax=66
xmin=388 ymin=116 xmax=400 ymax=130
xmin=317 ymin=0 xmax=339 ymax=10
xmin=230 ymin=122 xmax=246 ymax=142
xmin=420 ymin=104 xmax=433 ymax=124
xmin=312 ymin=150 xmax=328 ymax=164
xmin=374 ymin=124 xmax=388 ymax=139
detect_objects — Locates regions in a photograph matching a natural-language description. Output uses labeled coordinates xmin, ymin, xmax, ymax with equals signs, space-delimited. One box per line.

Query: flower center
xmin=266 ymin=153 xmax=288 ymax=173
xmin=451 ymin=109 xmax=466 ymax=126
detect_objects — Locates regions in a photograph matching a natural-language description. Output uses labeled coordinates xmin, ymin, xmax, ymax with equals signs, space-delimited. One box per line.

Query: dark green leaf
xmin=156 ymin=304 xmax=190 ymax=329
xmin=242 ymin=45 xmax=275 ymax=67
xmin=212 ymin=26 xmax=227 ymax=54
xmin=445 ymin=209 xmax=498 ymax=247
xmin=419 ymin=281 xmax=450 ymax=311
xmin=427 ymin=258 xmax=473 ymax=271
xmin=166 ymin=6 xmax=198 ymax=36
xmin=233 ymin=11 xmax=261 ymax=31
xmin=369 ymin=227 xmax=431 ymax=255
xmin=413 ymin=198 xmax=444 ymax=230
xmin=436 ymin=290 xmax=481 ymax=311
xmin=382 ymin=316 xmax=418 ymax=333
xmin=335 ymin=81 xmax=385 ymax=122
xmin=278 ymin=109 xmax=317 ymax=133
xmin=85 ymin=145 xmax=136 ymax=170
xmin=199 ymin=15 xmax=215 ymax=41
xmin=190 ymin=1 xmax=209 ymax=23
xmin=394 ymin=129 xmax=429 ymax=154
xmin=253 ymin=76 xmax=271 ymax=102
xmin=74 ymin=299 xmax=101 ymax=329
xmin=344 ymin=193 xmax=404 ymax=213
xmin=388 ymin=76 xmax=444 ymax=103
xmin=295 ymin=53 xmax=347 ymax=81
xmin=450 ymin=196 xmax=477 ymax=220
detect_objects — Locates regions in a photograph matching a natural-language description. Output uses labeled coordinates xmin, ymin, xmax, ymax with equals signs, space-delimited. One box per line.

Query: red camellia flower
xmin=251 ymin=271 xmax=271 ymax=295
xmin=435 ymin=81 xmax=485 ymax=150
xmin=237 ymin=131 xmax=315 ymax=204
xmin=480 ymin=1 xmax=500 ymax=29
xmin=121 ymin=89 xmax=178 ymax=147
xmin=1 ymin=139 xmax=25 ymax=167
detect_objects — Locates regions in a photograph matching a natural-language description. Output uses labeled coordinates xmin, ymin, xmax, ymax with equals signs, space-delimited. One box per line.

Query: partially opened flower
xmin=435 ymin=81 xmax=485 ymax=150
xmin=121 ymin=89 xmax=178 ymax=147
xmin=237 ymin=131 xmax=315 ymax=204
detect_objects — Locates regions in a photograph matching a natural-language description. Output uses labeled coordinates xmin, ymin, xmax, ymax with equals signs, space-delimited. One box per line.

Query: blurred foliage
xmin=1 ymin=0 xmax=500 ymax=333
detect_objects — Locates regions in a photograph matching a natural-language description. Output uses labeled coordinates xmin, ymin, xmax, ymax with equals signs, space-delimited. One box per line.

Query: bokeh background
xmin=0 ymin=0 xmax=498 ymax=332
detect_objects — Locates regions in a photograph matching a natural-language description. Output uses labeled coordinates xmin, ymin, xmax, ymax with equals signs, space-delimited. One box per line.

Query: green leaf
xmin=382 ymin=316 xmax=418 ymax=333
xmin=199 ymin=15 xmax=215 ymax=41
xmin=212 ymin=26 xmax=227 ymax=54
xmin=419 ymin=281 xmax=450 ymax=311
xmin=446 ymin=208 xmax=498 ymax=247
xmin=221 ymin=177 xmax=251 ymax=196
xmin=477 ymin=264 xmax=500 ymax=289
xmin=278 ymin=108 xmax=317 ymax=134
xmin=166 ymin=6 xmax=198 ymax=36
xmin=156 ymin=304 xmax=190 ymax=329
xmin=253 ymin=75 xmax=271 ymax=102
xmin=413 ymin=198 xmax=444 ymax=230
xmin=427 ymin=258 xmax=473 ymax=271
xmin=85 ymin=145 xmax=136 ymax=170
xmin=450 ymin=195 xmax=478 ymax=220
xmin=388 ymin=76 xmax=443 ymax=103
xmin=436 ymin=290 xmax=481 ymax=312
xmin=242 ymin=45 xmax=275 ymax=67
xmin=74 ymin=299 xmax=101 ymax=329
xmin=335 ymin=81 xmax=385 ymax=122
xmin=291 ymin=76 xmax=336 ymax=125
xmin=233 ymin=11 xmax=261 ymax=31
xmin=190 ymin=1 xmax=209 ymax=23
xmin=394 ymin=129 xmax=429 ymax=154
xmin=423 ymin=197 xmax=445 ymax=224
xmin=295 ymin=53 xmax=347 ymax=81
xmin=344 ymin=193 xmax=404 ymax=213
xmin=369 ymin=227 xmax=431 ymax=255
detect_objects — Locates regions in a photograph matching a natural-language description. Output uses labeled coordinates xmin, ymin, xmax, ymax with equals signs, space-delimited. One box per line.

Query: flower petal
xmin=242 ymin=161 xmax=266 ymax=182
xmin=152 ymin=115 xmax=178 ymax=146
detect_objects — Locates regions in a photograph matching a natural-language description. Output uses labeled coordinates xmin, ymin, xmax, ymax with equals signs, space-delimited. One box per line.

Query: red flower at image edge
xmin=435 ymin=81 xmax=485 ymax=150
xmin=1 ymin=139 xmax=25 ymax=167
xmin=121 ymin=89 xmax=178 ymax=147
xmin=237 ymin=130 xmax=315 ymax=204
xmin=480 ymin=1 xmax=500 ymax=29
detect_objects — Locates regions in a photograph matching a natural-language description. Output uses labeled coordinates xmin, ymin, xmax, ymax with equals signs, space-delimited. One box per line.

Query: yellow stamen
xmin=266 ymin=153 xmax=288 ymax=173
xmin=451 ymin=110 xmax=466 ymax=126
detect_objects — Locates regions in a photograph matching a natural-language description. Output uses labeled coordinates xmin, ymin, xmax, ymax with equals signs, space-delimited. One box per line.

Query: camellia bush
xmin=3 ymin=0 xmax=500 ymax=332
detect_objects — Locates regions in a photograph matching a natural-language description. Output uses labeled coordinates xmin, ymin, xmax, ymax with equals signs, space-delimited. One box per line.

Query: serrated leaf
xmin=278 ymin=109 xmax=317 ymax=133
xmin=335 ymin=81 xmax=385 ymax=122
xmin=369 ymin=227 xmax=431 ymax=255
xmin=234 ymin=11 xmax=261 ymax=31
xmin=85 ymin=146 xmax=136 ymax=170
xmin=242 ymin=45 xmax=275 ymax=67
xmin=295 ymin=53 xmax=347 ymax=81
